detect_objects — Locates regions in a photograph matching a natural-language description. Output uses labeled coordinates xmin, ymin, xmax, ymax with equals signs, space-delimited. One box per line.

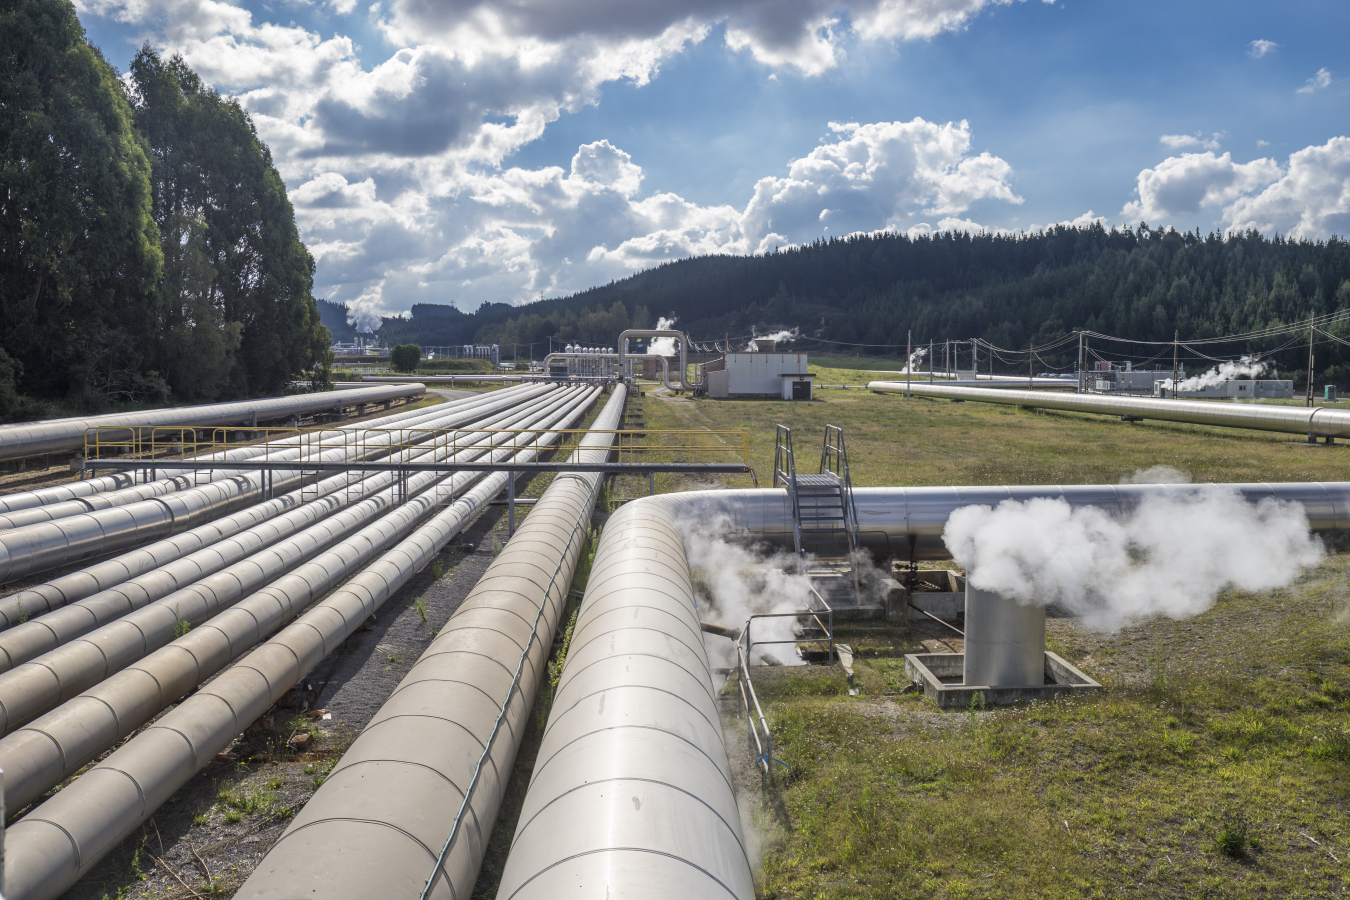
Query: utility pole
xmin=1077 ymin=333 xmax=1084 ymax=393
xmin=972 ymin=339 xmax=978 ymax=381
xmin=906 ymin=330 xmax=912 ymax=398
xmin=1028 ymin=346 xmax=1034 ymax=389
xmin=1171 ymin=330 xmax=1179 ymax=397
xmin=1307 ymin=324 xmax=1317 ymax=407
xmin=929 ymin=340 xmax=934 ymax=383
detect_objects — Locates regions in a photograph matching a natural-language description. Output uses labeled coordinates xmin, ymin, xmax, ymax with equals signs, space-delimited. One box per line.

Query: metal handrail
xmin=418 ymin=515 xmax=589 ymax=899
xmin=773 ymin=425 xmax=804 ymax=569
xmin=84 ymin=426 xmax=753 ymax=473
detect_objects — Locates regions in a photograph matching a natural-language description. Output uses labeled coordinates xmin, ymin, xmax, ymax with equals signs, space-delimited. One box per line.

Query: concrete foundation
xmin=903 ymin=652 xmax=1102 ymax=708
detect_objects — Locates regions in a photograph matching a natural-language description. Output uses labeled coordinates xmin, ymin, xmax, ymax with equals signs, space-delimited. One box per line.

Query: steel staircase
xmin=774 ymin=425 xmax=862 ymax=605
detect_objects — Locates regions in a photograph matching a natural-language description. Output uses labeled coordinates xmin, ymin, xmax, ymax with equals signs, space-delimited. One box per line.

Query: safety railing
xmin=84 ymin=426 xmax=751 ymax=471
xmin=736 ymin=586 xmax=833 ymax=780
xmin=773 ymin=425 xmax=804 ymax=570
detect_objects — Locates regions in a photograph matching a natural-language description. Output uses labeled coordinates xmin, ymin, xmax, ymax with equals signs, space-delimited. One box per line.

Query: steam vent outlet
xmin=904 ymin=581 xmax=1103 ymax=708
xmin=963 ymin=583 xmax=1046 ymax=688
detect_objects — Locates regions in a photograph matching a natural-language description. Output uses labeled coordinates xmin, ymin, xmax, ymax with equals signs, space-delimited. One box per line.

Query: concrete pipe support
xmin=1 ymin=392 xmax=610 ymax=900
xmin=231 ymin=385 xmax=628 ymax=900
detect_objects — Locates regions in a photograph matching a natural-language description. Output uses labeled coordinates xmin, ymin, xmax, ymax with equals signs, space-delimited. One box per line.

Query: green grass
xmin=643 ymin=380 xmax=1350 ymax=490
xmin=734 ymin=556 xmax=1350 ymax=899
xmin=631 ymin=377 xmax=1350 ymax=898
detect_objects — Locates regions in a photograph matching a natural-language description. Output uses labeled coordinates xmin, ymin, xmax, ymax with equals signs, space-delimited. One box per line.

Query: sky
xmin=75 ymin=0 xmax=1350 ymax=330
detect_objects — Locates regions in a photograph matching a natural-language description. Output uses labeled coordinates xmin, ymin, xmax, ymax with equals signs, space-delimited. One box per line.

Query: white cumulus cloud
xmin=1121 ymin=151 xmax=1281 ymax=222
xmin=1226 ymin=137 xmax=1350 ymax=239
xmin=1247 ymin=39 xmax=1277 ymax=58
xmin=1122 ymin=138 xmax=1350 ymax=239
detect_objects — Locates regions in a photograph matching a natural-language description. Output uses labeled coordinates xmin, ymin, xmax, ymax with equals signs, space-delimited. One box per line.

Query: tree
xmin=0 ymin=0 xmax=163 ymax=401
xmin=390 ymin=344 xmax=421 ymax=373
xmin=129 ymin=47 xmax=329 ymax=399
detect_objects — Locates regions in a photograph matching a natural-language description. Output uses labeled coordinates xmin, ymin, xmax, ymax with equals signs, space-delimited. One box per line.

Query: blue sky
xmin=75 ymin=0 xmax=1349 ymax=327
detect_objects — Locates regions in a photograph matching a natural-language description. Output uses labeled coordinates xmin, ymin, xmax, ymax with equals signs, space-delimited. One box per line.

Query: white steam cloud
xmin=678 ymin=515 xmax=812 ymax=667
xmin=747 ymin=327 xmax=799 ymax=349
xmin=1172 ymin=355 xmax=1268 ymax=391
xmin=901 ymin=346 xmax=929 ymax=374
xmin=1120 ymin=465 xmax=1191 ymax=485
xmin=649 ymin=316 xmax=680 ymax=357
xmin=942 ymin=487 xmax=1323 ymax=631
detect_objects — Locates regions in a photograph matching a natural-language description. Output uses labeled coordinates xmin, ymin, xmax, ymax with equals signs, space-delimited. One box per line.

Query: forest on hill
xmin=365 ymin=225 xmax=1350 ymax=381
xmin=1 ymin=0 xmax=329 ymax=420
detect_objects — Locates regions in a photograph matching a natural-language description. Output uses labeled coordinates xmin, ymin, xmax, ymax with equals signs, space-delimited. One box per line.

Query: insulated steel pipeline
xmin=233 ymin=385 xmax=629 ymax=900
xmin=0 ymin=386 xmax=539 ymax=530
xmin=0 ymin=387 xmax=573 ymax=680
xmin=0 ymin=387 xmax=600 ymax=815
xmin=0 ymin=387 xmax=551 ymax=631
xmin=869 ymin=380 xmax=1350 ymax=439
xmin=0 ymin=382 xmax=540 ymax=519
xmin=0 ymin=383 xmax=425 ymax=463
xmin=0 ymin=386 xmax=556 ymax=586
xmin=494 ymin=494 xmax=755 ymax=899
xmin=0 ymin=387 xmax=590 ymax=743
xmin=3 ymin=386 xmax=609 ymax=900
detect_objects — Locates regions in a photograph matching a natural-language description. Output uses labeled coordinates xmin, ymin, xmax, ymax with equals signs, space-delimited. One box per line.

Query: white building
xmin=701 ymin=349 xmax=813 ymax=399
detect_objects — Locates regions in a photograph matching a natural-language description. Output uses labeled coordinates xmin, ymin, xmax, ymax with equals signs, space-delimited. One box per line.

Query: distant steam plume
xmin=649 ymin=316 xmax=679 ymax=356
xmin=942 ymin=487 xmax=1323 ymax=631
xmin=1173 ymin=355 xmax=1268 ymax=391
xmin=900 ymin=346 xmax=929 ymax=374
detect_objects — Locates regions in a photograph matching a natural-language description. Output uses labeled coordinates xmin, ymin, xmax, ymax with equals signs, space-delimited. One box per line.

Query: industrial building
xmin=700 ymin=341 xmax=814 ymax=399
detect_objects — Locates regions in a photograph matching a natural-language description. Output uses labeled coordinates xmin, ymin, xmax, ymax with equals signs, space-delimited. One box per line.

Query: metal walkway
xmin=774 ymin=424 xmax=863 ymax=605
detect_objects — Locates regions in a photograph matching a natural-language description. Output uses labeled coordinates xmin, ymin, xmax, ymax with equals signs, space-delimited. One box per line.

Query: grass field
xmin=632 ymin=381 xmax=1350 ymax=899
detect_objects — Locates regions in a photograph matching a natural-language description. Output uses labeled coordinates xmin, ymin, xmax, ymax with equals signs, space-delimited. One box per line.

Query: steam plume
xmin=900 ymin=346 xmax=929 ymax=374
xmin=677 ymin=515 xmax=811 ymax=667
xmin=747 ymin=327 xmax=799 ymax=349
xmin=1172 ymin=355 xmax=1268 ymax=391
xmin=942 ymin=487 xmax=1323 ymax=630
xmin=649 ymin=316 xmax=679 ymax=356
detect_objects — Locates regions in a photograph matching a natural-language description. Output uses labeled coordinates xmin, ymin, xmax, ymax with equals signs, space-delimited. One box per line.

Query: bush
xmin=390 ymin=344 xmax=421 ymax=373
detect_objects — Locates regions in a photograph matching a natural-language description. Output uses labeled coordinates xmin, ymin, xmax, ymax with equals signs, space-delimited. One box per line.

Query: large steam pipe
xmin=2 ymin=388 xmax=612 ymax=900
xmin=0 ymin=385 xmax=539 ymax=529
xmin=0 ymin=383 xmax=510 ymax=516
xmin=232 ymin=385 xmax=629 ymax=900
xmin=0 ymin=386 xmax=553 ymax=629
xmin=0 ymin=389 xmax=572 ymax=679
xmin=869 ymin=380 xmax=1350 ymax=440
xmin=494 ymin=495 xmax=755 ymax=900
xmin=617 ymin=329 xmax=691 ymax=391
xmin=0 ymin=388 xmax=599 ymax=812
xmin=0 ymin=383 xmax=425 ymax=463
xmin=0 ymin=387 xmax=556 ymax=586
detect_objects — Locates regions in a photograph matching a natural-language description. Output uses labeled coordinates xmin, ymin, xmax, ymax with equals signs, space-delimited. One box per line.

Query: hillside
xmin=370 ymin=224 xmax=1350 ymax=379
